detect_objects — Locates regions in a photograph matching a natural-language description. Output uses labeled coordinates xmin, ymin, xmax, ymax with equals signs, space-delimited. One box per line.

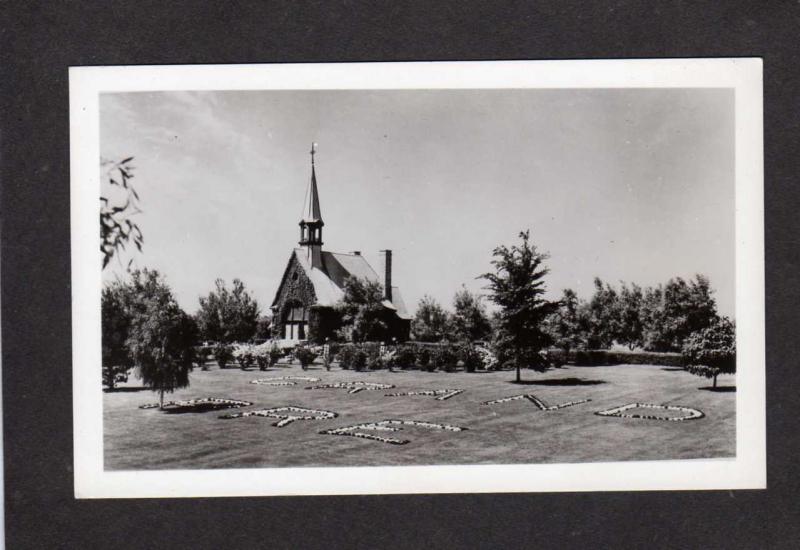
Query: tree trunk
xmin=159 ymin=388 xmax=164 ymax=409
xmin=713 ymin=373 xmax=718 ymax=389
xmin=516 ymin=364 xmax=521 ymax=383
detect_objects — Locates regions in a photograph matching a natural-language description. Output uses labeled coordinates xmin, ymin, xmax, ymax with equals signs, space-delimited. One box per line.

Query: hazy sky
xmin=100 ymin=88 xmax=735 ymax=317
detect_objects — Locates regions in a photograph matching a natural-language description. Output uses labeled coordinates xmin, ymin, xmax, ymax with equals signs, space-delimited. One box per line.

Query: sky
xmin=100 ymin=88 xmax=735 ymax=317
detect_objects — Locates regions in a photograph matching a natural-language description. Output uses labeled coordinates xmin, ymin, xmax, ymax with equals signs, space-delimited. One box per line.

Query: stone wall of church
xmin=270 ymin=254 xmax=317 ymax=339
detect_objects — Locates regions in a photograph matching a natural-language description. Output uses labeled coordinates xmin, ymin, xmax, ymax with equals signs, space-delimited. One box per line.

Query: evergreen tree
xmin=481 ymin=230 xmax=557 ymax=382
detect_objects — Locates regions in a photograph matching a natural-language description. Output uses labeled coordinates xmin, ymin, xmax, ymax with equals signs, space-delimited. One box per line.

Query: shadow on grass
xmin=104 ymin=387 xmax=149 ymax=393
xmin=510 ymin=378 xmax=606 ymax=386
xmin=699 ymin=386 xmax=736 ymax=393
xmin=661 ymin=367 xmax=685 ymax=372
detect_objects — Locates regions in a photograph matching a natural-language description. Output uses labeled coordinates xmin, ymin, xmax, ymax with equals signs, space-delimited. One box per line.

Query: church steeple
xmin=299 ymin=143 xmax=324 ymax=268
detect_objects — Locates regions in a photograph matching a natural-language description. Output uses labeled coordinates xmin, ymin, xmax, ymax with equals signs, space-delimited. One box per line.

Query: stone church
xmin=270 ymin=145 xmax=411 ymax=343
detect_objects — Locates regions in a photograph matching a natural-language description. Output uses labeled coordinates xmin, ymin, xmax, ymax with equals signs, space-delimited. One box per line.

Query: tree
xmin=682 ymin=316 xmax=736 ymax=389
xmin=616 ymin=282 xmax=644 ymax=350
xmin=100 ymin=157 xmax=143 ymax=270
xmin=197 ymin=278 xmax=260 ymax=343
xmin=254 ymin=315 xmax=272 ymax=341
xmin=335 ymin=276 xmax=388 ymax=342
xmin=411 ymin=295 xmax=452 ymax=342
xmin=642 ymin=275 xmax=717 ymax=352
xmin=121 ymin=269 xmax=197 ymax=408
xmin=101 ymin=282 xmax=134 ymax=389
xmin=481 ymin=230 xmax=557 ymax=382
xmin=451 ymin=286 xmax=492 ymax=342
xmin=545 ymin=288 xmax=586 ymax=356
xmin=585 ymin=277 xmax=619 ymax=349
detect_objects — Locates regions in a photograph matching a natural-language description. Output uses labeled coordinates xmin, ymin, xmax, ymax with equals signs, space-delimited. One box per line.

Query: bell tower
xmin=299 ymin=143 xmax=324 ymax=268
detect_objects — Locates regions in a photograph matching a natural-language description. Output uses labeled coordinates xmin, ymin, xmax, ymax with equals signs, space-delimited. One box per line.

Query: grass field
xmin=104 ymin=361 xmax=735 ymax=470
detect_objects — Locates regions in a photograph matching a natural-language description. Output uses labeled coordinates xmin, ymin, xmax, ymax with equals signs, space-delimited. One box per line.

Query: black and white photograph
xmin=70 ymin=60 xmax=765 ymax=497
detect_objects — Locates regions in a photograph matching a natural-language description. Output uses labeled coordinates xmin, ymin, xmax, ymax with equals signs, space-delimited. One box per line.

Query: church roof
xmin=275 ymin=248 xmax=411 ymax=319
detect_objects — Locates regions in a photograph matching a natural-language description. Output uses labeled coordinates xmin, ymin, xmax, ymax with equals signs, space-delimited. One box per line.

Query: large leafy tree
xmin=616 ymin=282 xmax=644 ymax=350
xmin=411 ymin=295 xmax=452 ymax=342
xmin=451 ymin=287 xmax=492 ymax=342
xmin=101 ymin=282 xmax=135 ymax=389
xmin=641 ymin=275 xmax=717 ymax=352
xmin=585 ymin=277 xmax=620 ymax=349
xmin=481 ymin=230 xmax=557 ymax=382
xmin=335 ymin=276 xmax=388 ymax=342
xmin=682 ymin=316 xmax=736 ymax=389
xmin=545 ymin=288 xmax=586 ymax=356
xmin=117 ymin=269 xmax=197 ymax=407
xmin=197 ymin=278 xmax=260 ymax=343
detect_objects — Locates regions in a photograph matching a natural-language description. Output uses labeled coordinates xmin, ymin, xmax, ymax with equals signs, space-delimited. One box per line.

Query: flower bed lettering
xmin=384 ymin=389 xmax=464 ymax=401
xmin=305 ymin=381 xmax=395 ymax=394
xmin=250 ymin=376 xmax=321 ymax=386
xmin=220 ymin=406 xmax=338 ymax=427
xmin=481 ymin=393 xmax=591 ymax=411
xmin=320 ymin=419 xmax=468 ymax=445
xmin=595 ymin=403 xmax=704 ymax=421
xmin=139 ymin=397 xmax=253 ymax=412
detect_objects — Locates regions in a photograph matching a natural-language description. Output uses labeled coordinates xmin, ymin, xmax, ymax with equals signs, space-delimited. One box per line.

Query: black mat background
xmin=2 ymin=2 xmax=799 ymax=548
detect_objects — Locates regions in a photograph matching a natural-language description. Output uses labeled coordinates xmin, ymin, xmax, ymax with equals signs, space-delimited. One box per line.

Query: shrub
xmin=682 ymin=317 xmax=736 ymax=388
xmin=392 ymin=345 xmax=417 ymax=370
xmin=337 ymin=343 xmax=357 ymax=370
xmin=433 ymin=344 xmax=458 ymax=372
xmin=459 ymin=344 xmax=483 ymax=373
xmin=294 ymin=344 xmax=319 ymax=371
xmin=214 ymin=343 xmax=233 ymax=369
xmin=476 ymin=345 xmax=499 ymax=370
xmin=195 ymin=345 xmax=211 ymax=370
xmin=232 ymin=343 xmax=255 ymax=369
xmin=362 ymin=343 xmax=384 ymax=370
xmin=352 ymin=348 xmax=368 ymax=371
xmin=102 ymin=364 xmax=129 ymax=390
xmin=416 ymin=347 xmax=432 ymax=371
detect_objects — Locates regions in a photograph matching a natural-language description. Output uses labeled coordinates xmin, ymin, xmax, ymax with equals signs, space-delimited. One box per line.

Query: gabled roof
xmin=271 ymin=248 xmax=412 ymax=320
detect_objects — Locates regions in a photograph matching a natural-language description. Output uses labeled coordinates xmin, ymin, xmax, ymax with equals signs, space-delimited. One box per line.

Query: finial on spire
xmin=310 ymin=142 xmax=317 ymax=165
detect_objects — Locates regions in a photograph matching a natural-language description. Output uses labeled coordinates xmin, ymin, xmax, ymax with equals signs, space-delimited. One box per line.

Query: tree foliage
xmin=335 ymin=276 xmax=388 ymax=342
xmin=197 ymin=278 xmax=260 ymax=343
xmin=412 ymin=295 xmax=452 ymax=342
xmin=451 ymin=286 xmax=492 ymax=343
xmin=481 ymin=230 xmax=557 ymax=382
xmin=682 ymin=316 xmax=736 ymax=388
xmin=641 ymin=275 xmax=717 ymax=352
xmin=545 ymin=288 xmax=585 ymax=355
xmin=617 ymin=282 xmax=644 ymax=350
xmin=106 ymin=269 xmax=197 ymax=406
xmin=100 ymin=157 xmax=143 ymax=270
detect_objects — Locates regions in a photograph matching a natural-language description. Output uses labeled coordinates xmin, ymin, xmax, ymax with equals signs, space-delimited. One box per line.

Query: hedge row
xmin=549 ymin=349 xmax=684 ymax=367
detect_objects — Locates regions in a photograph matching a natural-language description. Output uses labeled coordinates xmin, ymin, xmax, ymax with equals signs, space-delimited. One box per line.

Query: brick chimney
xmin=379 ymin=250 xmax=392 ymax=302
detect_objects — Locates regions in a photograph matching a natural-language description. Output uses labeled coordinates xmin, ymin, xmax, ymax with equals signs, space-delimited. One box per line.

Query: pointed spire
xmin=301 ymin=142 xmax=323 ymax=223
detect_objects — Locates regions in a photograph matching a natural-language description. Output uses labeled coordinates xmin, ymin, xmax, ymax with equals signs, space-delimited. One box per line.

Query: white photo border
xmin=71 ymin=59 xmax=764 ymax=498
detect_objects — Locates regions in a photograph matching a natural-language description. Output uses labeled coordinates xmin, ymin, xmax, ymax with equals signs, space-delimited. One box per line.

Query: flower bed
xmin=250 ymin=376 xmax=321 ymax=386
xmin=595 ymin=403 xmax=704 ymax=421
xmin=481 ymin=393 xmax=591 ymax=411
xmin=384 ymin=389 xmax=465 ymax=401
xmin=139 ymin=397 xmax=253 ymax=413
xmin=320 ymin=419 xmax=468 ymax=445
xmin=305 ymin=381 xmax=395 ymax=394
xmin=220 ymin=406 xmax=338 ymax=427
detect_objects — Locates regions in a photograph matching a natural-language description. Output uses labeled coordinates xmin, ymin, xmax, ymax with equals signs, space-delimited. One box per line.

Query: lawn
xmin=103 ymin=360 xmax=735 ymax=470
